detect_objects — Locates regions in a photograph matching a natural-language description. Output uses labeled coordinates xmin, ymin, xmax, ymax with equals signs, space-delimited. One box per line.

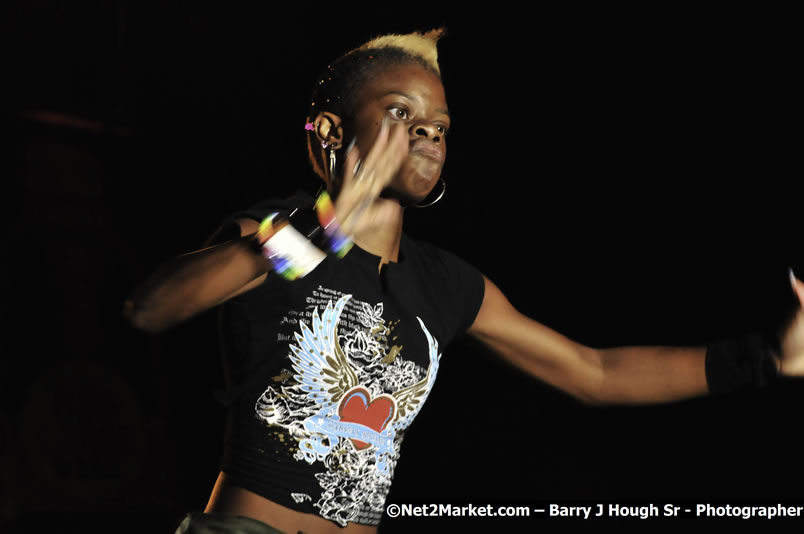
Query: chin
xmin=384 ymin=165 xmax=443 ymax=207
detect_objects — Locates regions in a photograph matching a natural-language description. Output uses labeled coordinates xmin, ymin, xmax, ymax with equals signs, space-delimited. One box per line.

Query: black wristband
xmin=705 ymin=332 xmax=780 ymax=394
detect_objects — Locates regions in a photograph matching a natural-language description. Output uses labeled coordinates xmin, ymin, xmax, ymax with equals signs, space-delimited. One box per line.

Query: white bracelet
xmin=258 ymin=214 xmax=326 ymax=280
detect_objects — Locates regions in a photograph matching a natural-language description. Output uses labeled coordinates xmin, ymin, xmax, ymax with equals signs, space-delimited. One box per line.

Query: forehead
xmin=358 ymin=63 xmax=447 ymax=107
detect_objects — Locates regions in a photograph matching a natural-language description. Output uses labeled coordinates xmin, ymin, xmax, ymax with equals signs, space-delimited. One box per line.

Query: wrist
xmin=705 ymin=331 xmax=780 ymax=394
xmin=315 ymin=190 xmax=353 ymax=258
xmin=256 ymin=213 xmax=326 ymax=280
xmin=255 ymin=191 xmax=354 ymax=280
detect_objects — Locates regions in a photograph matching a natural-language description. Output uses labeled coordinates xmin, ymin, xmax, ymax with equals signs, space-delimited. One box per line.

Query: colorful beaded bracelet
xmin=314 ymin=190 xmax=353 ymax=258
xmin=256 ymin=192 xmax=353 ymax=280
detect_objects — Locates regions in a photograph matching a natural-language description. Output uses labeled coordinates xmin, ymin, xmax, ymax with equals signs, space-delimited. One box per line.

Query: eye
xmin=436 ymin=124 xmax=449 ymax=136
xmin=388 ymin=107 xmax=409 ymax=120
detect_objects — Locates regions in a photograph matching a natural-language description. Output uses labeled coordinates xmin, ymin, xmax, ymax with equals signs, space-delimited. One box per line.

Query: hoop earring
xmin=328 ymin=147 xmax=337 ymax=181
xmin=413 ymin=178 xmax=446 ymax=208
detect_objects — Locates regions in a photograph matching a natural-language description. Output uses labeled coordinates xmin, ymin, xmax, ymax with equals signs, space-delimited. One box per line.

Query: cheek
xmin=398 ymin=155 xmax=444 ymax=193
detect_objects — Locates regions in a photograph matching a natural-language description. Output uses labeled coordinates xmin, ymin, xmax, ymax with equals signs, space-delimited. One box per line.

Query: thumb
xmin=791 ymin=268 xmax=803 ymax=306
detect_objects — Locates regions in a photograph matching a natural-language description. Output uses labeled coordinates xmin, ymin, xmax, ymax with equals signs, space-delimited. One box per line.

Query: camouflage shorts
xmin=174 ymin=512 xmax=299 ymax=534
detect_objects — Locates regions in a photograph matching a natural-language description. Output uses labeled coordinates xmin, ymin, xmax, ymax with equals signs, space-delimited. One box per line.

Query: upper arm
xmin=468 ymin=276 xmax=602 ymax=401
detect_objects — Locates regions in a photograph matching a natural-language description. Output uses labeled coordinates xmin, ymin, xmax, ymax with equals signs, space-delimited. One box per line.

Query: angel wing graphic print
xmin=254 ymin=291 xmax=441 ymax=526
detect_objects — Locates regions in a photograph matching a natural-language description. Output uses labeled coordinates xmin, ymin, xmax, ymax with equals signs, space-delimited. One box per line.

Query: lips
xmin=410 ymin=140 xmax=444 ymax=162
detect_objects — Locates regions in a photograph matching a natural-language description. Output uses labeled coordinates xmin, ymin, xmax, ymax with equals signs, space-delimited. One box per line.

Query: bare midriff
xmin=204 ymin=471 xmax=380 ymax=534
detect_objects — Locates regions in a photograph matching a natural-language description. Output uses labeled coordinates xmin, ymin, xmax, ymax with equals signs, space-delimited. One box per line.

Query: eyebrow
xmin=383 ymin=91 xmax=450 ymax=118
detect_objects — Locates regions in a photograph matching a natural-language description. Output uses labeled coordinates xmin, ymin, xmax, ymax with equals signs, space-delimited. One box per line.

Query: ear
xmin=311 ymin=112 xmax=344 ymax=150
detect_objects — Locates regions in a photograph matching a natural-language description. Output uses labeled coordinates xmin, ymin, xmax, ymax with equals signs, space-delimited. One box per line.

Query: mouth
xmin=410 ymin=140 xmax=444 ymax=163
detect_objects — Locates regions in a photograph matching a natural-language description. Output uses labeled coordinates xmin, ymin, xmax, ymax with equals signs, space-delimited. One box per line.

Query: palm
xmin=333 ymin=120 xmax=409 ymax=238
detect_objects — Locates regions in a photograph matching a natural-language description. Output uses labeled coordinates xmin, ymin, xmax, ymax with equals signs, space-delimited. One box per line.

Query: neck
xmin=350 ymin=197 xmax=404 ymax=267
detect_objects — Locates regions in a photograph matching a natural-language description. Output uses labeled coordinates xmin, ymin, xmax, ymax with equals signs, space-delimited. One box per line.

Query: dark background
xmin=5 ymin=3 xmax=802 ymax=533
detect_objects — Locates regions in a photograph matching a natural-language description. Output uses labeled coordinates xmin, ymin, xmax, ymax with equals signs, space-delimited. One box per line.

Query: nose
xmin=409 ymin=121 xmax=443 ymax=144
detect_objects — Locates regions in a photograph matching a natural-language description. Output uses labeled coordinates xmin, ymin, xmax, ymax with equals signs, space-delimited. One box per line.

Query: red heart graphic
xmin=338 ymin=387 xmax=397 ymax=450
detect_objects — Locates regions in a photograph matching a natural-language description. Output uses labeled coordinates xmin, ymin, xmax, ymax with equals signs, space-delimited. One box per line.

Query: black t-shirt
xmin=216 ymin=192 xmax=485 ymax=527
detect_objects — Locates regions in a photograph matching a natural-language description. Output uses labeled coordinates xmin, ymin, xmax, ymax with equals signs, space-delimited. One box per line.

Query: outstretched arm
xmin=469 ymin=275 xmax=803 ymax=405
xmin=124 ymin=218 xmax=267 ymax=333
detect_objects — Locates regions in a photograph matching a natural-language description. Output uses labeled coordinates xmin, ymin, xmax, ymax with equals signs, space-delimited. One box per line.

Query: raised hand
xmin=333 ymin=118 xmax=409 ymax=239
xmin=780 ymin=271 xmax=804 ymax=376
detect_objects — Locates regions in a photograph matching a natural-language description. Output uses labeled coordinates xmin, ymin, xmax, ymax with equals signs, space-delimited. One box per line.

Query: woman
xmin=125 ymin=30 xmax=804 ymax=534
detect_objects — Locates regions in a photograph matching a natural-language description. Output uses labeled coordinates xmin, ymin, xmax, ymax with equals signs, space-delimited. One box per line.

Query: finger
xmin=360 ymin=116 xmax=390 ymax=172
xmin=334 ymin=143 xmax=368 ymax=223
xmin=348 ymin=123 xmax=390 ymax=189
xmin=351 ymin=121 xmax=403 ymax=195
xmin=373 ymin=123 xmax=410 ymax=188
xmin=341 ymin=142 xmax=361 ymax=184
xmin=390 ymin=122 xmax=410 ymax=163
xmin=791 ymin=268 xmax=803 ymax=304
xmin=335 ymin=119 xmax=407 ymax=231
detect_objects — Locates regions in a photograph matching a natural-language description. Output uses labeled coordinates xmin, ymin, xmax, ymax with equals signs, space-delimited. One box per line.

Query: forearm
xmin=473 ymin=276 xmax=795 ymax=405
xmin=474 ymin=321 xmax=707 ymax=405
xmin=593 ymin=345 xmax=708 ymax=405
xmin=124 ymin=234 xmax=267 ymax=333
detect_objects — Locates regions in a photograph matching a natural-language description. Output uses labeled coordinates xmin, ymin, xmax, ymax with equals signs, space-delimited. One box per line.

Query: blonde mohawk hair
xmin=355 ymin=28 xmax=445 ymax=75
